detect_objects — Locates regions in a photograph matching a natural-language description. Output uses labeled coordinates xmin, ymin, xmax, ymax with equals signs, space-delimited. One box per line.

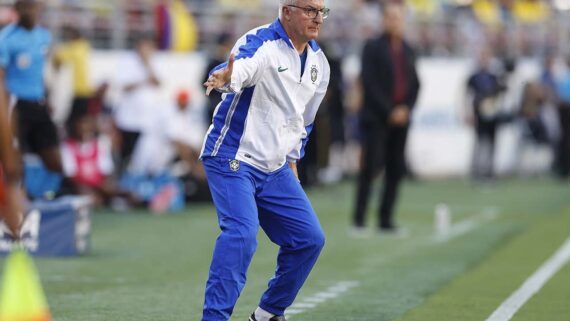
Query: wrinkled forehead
xmin=295 ymin=0 xmax=326 ymax=9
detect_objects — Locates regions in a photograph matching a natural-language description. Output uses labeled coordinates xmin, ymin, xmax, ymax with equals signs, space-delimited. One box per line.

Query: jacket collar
xmin=270 ymin=19 xmax=320 ymax=53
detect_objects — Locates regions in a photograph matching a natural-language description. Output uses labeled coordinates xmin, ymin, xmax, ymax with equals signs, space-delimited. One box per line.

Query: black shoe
xmin=379 ymin=225 xmax=409 ymax=238
xmin=249 ymin=312 xmax=286 ymax=321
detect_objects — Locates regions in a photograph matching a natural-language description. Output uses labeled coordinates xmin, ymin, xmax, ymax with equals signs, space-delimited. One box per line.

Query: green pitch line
xmin=395 ymin=207 xmax=570 ymax=321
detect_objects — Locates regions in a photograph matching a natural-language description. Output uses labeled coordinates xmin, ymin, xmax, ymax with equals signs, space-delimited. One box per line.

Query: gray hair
xmin=278 ymin=0 xmax=296 ymax=19
xmin=279 ymin=0 xmax=296 ymax=5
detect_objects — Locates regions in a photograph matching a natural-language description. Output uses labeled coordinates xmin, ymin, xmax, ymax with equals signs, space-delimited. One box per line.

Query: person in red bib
xmin=61 ymin=112 xmax=137 ymax=207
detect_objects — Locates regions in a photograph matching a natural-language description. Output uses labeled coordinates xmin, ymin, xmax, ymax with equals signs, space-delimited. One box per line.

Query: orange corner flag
xmin=0 ymin=248 xmax=51 ymax=321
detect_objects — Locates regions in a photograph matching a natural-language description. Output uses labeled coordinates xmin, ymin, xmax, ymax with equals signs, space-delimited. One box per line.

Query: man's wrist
xmin=216 ymin=83 xmax=235 ymax=94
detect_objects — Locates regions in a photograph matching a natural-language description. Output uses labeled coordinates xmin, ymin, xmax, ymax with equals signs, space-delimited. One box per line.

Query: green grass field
xmin=2 ymin=179 xmax=569 ymax=321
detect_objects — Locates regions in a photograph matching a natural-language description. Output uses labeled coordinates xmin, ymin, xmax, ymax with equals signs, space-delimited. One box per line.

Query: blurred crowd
xmin=28 ymin=30 xmax=213 ymax=213
xmin=2 ymin=0 xmax=570 ymax=215
xmin=1 ymin=0 xmax=567 ymax=58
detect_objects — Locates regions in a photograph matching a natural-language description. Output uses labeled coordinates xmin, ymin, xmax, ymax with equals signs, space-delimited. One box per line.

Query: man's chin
xmin=307 ymin=31 xmax=319 ymax=40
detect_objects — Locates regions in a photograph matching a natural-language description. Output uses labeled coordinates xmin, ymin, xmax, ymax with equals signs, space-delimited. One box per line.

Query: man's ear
xmin=282 ymin=7 xmax=291 ymax=21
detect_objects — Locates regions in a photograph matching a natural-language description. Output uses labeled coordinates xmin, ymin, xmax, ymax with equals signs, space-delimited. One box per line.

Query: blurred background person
xmin=53 ymin=26 xmax=95 ymax=122
xmin=352 ymin=2 xmax=420 ymax=234
xmin=202 ymin=32 xmax=234 ymax=122
xmin=165 ymin=89 xmax=210 ymax=202
xmin=465 ymin=47 xmax=506 ymax=182
xmin=555 ymin=55 xmax=570 ymax=179
xmin=112 ymin=35 xmax=161 ymax=172
xmin=166 ymin=89 xmax=207 ymax=182
xmin=60 ymin=111 xmax=140 ymax=209
xmin=0 ymin=0 xmax=63 ymax=175
xmin=516 ymin=81 xmax=552 ymax=176
xmin=538 ymin=53 xmax=562 ymax=160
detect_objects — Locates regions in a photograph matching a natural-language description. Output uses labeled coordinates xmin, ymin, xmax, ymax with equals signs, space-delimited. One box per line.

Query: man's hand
xmin=288 ymin=161 xmax=299 ymax=181
xmin=204 ymin=54 xmax=235 ymax=96
xmin=389 ymin=105 xmax=410 ymax=126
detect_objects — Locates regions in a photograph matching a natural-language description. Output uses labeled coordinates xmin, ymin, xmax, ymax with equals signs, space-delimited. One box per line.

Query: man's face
xmin=383 ymin=4 xmax=405 ymax=38
xmin=137 ymin=40 xmax=155 ymax=61
xmin=285 ymin=0 xmax=326 ymax=43
xmin=16 ymin=1 xmax=39 ymax=29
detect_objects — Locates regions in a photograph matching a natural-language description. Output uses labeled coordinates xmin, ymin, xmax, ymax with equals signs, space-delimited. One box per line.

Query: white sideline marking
xmin=485 ymin=238 xmax=570 ymax=321
xmin=286 ymin=281 xmax=359 ymax=318
xmin=434 ymin=207 xmax=500 ymax=243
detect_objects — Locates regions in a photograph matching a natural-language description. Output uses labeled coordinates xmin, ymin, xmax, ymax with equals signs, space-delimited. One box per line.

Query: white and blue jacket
xmin=200 ymin=19 xmax=330 ymax=173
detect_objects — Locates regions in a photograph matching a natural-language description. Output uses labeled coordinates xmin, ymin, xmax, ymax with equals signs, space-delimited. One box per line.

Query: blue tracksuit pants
xmin=201 ymin=157 xmax=325 ymax=321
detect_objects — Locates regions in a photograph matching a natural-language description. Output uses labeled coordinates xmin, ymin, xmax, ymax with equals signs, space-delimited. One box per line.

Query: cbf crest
xmin=310 ymin=65 xmax=318 ymax=83
xmin=229 ymin=159 xmax=240 ymax=172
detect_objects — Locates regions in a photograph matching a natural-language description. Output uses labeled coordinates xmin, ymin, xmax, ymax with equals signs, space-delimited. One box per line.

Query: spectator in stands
xmin=121 ymin=94 xmax=186 ymax=213
xmin=466 ymin=47 xmax=506 ymax=181
xmin=516 ymin=81 xmax=552 ymax=176
xmin=167 ymin=89 xmax=207 ymax=181
xmin=352 ymin=2 xmax=420 ymax=235
xmin=61 ymin=112 xmax=139 ymax=208
xmin=113 ymin=35 xmax=161 ymax=172
xmin=555 ymin=56 xmax=570 ymax=179
xmin=202 ymin=32 xmax=234 ymax=122
xmin=519 ymin=82 xmax=549 ymax=145
xmin=0 ymin=0 xmax=63 ymax=175
xmin=538 ymin=54 xmax=562 ymax=165
xmin=53 ymin=26 xmax=95 ymax=121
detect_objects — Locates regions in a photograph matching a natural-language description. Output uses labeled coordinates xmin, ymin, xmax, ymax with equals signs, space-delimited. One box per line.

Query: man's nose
xmin=314 ymin=11 xmax=324 ymax=23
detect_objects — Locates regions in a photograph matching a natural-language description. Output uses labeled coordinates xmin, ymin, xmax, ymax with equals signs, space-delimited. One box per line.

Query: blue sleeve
xmin=0 ymin=34 xmax=9 ymax=68
xmin=209 ymin=62 xmax=228 ymax=77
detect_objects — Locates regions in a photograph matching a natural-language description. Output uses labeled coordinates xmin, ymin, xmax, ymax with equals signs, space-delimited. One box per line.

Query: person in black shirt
xmin=466 ymin=48 xmax=506 ymax=181
xmin=202 ymin=32 xmax=234 ymax=122
xmin=352 ymin=2 xmax=420 ymax=234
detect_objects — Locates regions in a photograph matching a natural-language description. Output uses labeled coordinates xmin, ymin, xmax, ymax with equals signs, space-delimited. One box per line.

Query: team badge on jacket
xmin=311 ymin=65 xmax=318 ymax=83
xmin=229 ymin=160 xmax=240 ymax=172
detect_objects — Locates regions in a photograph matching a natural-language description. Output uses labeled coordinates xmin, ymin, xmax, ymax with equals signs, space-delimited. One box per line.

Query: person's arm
xmin=205 ymin=33 xmax=268 ymax=96
xmin=0 ymin=68 xmax=23 ymax=238
xmin=361 ymin=40 xmax=392 ymax=119
xmin=391 ymin=48 xmax=421 ymax=127
xmin=405 ymin=47 xmax=421 ymax=110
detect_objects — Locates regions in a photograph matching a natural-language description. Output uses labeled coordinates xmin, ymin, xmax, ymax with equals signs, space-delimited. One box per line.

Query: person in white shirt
xmin=200 ymin=1 xmax=330 ymax=321
xmin=113 ymin=36 xmax=161 ymax=170
xmin=167 ymin=90 xmax=207 ymax=180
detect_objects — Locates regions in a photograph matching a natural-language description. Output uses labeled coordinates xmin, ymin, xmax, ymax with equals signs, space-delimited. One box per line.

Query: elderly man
xmin=201 ymin=1 xmax=330 ymax=321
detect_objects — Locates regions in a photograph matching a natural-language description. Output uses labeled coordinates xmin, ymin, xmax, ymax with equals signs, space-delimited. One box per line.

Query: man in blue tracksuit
xmin=201 ymin=1 xmax=330 ymax=320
